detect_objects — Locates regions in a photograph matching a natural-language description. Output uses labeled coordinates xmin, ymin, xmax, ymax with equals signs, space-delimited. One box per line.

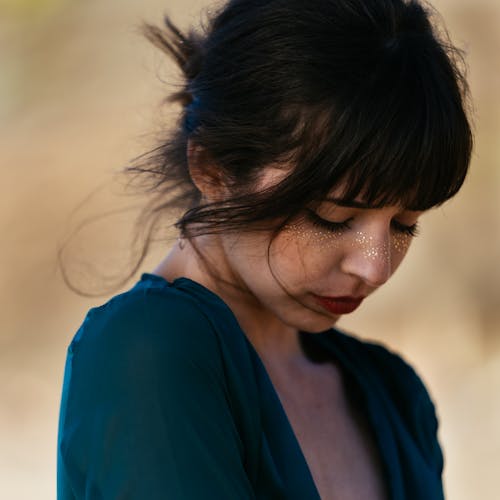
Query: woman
xmin=57 ymin=0 xmax=472 ymax=498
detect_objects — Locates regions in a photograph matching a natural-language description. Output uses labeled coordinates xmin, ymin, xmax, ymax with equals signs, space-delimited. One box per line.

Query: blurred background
xmin=0 ymin=0 xmax=498 ymax=498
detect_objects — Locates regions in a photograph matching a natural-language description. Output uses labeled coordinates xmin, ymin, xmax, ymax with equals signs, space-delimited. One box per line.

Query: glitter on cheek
xmin=392 ymin=232 xmax=412 ymax=254
xmin=282 ymin=222 xmax=344 ymax=249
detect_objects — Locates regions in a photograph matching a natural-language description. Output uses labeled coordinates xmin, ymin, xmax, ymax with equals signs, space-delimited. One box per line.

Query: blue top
xmin=57 ymin=273 xmax=445 ymax=499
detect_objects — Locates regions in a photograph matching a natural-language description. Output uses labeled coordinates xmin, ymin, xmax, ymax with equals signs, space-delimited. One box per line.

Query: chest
xmin=269 ymin=363 xmax=389 ymax=500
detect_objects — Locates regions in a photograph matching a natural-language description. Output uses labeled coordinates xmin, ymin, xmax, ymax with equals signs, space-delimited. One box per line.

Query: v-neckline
xmin=306 ymin=331 xmax=398 ymax=499
xmin=243 ymin=329 xmax=395 ymax=500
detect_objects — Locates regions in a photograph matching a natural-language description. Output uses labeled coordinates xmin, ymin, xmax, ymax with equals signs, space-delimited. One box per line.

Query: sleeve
xmin=57 ymin=290 xmax=255 ymax=500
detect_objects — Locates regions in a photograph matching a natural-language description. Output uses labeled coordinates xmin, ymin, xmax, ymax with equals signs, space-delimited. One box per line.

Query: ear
xmin=187 ymin=140 xmax=227 ymax=201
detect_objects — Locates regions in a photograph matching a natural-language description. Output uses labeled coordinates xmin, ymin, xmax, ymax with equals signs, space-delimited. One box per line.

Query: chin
xmin=293 ymin=311 xmax=340 ymax=333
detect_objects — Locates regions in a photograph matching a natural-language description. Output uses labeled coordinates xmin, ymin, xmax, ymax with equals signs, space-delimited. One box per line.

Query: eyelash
xmin=306 ymin=210 xmax=352 ymax=232
xmin=305 ymin=209 xmax=420 ymax=237
xmin=392 ymin=220 xmax=420 ymax=237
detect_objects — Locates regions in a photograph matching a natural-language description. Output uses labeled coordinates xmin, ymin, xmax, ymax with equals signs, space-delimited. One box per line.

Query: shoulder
xmin=67 ymin=277 xmax=226 ymax=385
xmin=58 ymin=278 xmax=256 ymax=499
xmin=73 ymin=276 xmax=216 ymax=346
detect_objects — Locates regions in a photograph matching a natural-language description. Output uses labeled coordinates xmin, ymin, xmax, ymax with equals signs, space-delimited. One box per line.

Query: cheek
xmin=392 ymin=232 xmax=413 ymax=254
xmin=390 ymin=232 xmax=413 ymax=271
xmin=281 ymin=221 xmax=345 ymax=249
xmin=272 ymin=223 xmax=346 ymax=278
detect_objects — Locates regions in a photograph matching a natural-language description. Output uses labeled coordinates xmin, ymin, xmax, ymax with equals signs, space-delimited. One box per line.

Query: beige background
xmin=1 ymin=0 xmax=498 ymax=498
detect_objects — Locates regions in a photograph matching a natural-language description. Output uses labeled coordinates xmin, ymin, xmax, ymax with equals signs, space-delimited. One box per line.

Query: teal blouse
xmin=57 ymin=273 xmax=445 ymax=499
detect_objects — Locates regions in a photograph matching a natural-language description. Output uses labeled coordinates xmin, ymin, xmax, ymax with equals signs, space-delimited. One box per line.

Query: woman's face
xmin=218 ymin=169 xmax=424 ymax=333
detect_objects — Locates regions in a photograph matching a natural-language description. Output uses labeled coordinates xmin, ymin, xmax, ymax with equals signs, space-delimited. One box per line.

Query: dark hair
xmin=60 ymin=0 xmax=473 ymax=294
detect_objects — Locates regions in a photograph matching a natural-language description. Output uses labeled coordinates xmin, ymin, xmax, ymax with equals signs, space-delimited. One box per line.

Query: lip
xmin=313 ymin=294 xmax=365 ymax=315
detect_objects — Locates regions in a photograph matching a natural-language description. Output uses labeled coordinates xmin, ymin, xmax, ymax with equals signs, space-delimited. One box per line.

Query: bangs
xmin=134 ymin=0 xmax=474 ymax=241
xmin=287 ymin=35 xmax=473 ymax=211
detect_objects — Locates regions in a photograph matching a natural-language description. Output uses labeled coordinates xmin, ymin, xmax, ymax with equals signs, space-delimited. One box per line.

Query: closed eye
xmin=392 ymin=220 xmax=420 ymax=237
xmin=305 ymin=209 xmax=353 ymax=232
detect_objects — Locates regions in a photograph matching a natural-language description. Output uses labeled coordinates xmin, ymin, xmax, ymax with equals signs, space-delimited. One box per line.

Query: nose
xmin=340 ymin=231 xmax=392 ymax=288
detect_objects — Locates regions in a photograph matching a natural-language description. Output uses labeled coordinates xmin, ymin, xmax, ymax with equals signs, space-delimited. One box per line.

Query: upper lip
xmin=314 ymin=294 xmax=365 ymax=302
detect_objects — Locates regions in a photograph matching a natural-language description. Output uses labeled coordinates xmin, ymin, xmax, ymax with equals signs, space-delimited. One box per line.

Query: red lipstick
xmin=313 ymin=295 xmax=364 ymax=315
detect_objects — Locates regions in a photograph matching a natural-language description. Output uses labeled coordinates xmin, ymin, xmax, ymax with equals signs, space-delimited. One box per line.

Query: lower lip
xmin=313 ymin=295 xmax=363 ymax=315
